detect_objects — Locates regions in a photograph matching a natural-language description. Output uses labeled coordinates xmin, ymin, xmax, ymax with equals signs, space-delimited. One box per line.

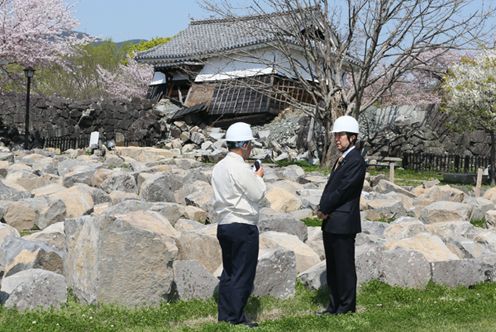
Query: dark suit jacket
xmin=319 ymin=148 xmax=366 ymax=235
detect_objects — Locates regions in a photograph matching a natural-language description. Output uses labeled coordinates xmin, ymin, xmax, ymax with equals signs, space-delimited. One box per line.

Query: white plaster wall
xmin=195 ymin=47 xmax=313 ymax=82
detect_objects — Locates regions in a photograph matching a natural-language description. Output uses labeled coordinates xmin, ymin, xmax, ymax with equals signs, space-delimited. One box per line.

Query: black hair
xmin=345 ymin=132 xmax=358 ymax=145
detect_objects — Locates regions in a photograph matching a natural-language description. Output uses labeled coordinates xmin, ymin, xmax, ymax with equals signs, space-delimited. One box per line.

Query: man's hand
xmin=316 ymin=210 xmax=328 ymax=220
xmin=255 ymin=166 xmax=265 ymax=178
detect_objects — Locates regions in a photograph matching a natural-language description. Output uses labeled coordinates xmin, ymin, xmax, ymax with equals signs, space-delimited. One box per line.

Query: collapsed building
xmin=135 ymin=8 xmax=358 ymax=128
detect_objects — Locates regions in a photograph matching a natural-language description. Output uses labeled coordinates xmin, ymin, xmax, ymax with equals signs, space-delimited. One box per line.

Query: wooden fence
xmin=402 ymin=153 xmax=490 ymax=173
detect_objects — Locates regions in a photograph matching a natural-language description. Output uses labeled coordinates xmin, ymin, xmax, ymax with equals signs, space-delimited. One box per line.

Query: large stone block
xmin=431 ymin=259 xmax=485 ymax=287
xmin=176 ymin=225 xmax=221 ymax=274
xmin=385 ymin=233 xmax=459 ymax=262
xmin=258 ymin=208 xmax=308 ymax=242
xmin=139 ymin=173 xmax=182 ymax=202
xmin=62 ymin=165 xmax=100 ymax=187
xmin=172 ymin=260 xmax=217 ymax=301
xmin=374 ymin=179 xmax=416 ymax=198
xmin=381 ymin=248 xmax=431 ymax=289
xmin=50 ymin=186 xmax=94 ymax=218
xmin=0 ymin=269 xmax=67 ymax=311
xmin=356 ymin=244 xmax=384 ymax=286
xmin=24 ymin=222 xmax=65 ymax=253
xmin=260 ymin=231 xmax=320 ymax=273
xmin=64 ymin=211 xmax=178 ymax=306
xmin=384 ymin=219 xmax=427 ymax=241
xmin=420 ymin=201 xmax=472 ymax=223
xmin=305 ymin=227 xmax=324 ymax=260
xmin=99 ymin=171 xmax=137 ymax=194
xmin=297 ymin=260 xmax=326 ymax=290
xmin=265 ymin=187 xmax=302 ymax=213
xmin=253 ymin=248 xmax=296 ymax=299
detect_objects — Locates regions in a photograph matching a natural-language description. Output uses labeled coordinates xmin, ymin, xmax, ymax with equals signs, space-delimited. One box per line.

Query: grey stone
xmin=361 ymin=220 xmax=387 ymax=236
xmin=0 ymin=181 xmax=30 ymax=201
xmin=253 ymin=248 xmax=296 ymax=299
xmin=279 ymin=165 xmax=305 ymax=182
xmin=173 ymin=260 xmax=217 ymax=300
xmin=64 ymin=212 xmax=178 ymax=306
xmin=297 ymin=260 xmax=326 ymax=290
xmin=260 ymin=231 xmax=320 ymax=273
xmin=176 ymin=225 xmax=221 ymax=274
xmin=174 ymin=219 xmax=206 ymax=232
xmin=305 ymin=227 xmax=324 ymax=260
xmin=190 ymin=132 xmax=205 ymax=145
xmin=431 ymin=259 xmax=485 ymax=287
xmin=35 ymin=197 xmax=66 ymax=230
xmin=24 ymin=222 xmax=65 ymax=253
xmin=0 ymin=269 xmax=67 ymax=311
xmin=100 ymin=171 xmax=137 ymax=194
xmin=384 ymin=220 xmax=427 ymax=241
xmin=139 ymin=173 xmax=182 ymax=202
xmin=364 ymin=198 xmax=407 ymax=221
xmin=381 ymin=248 xmax=431 ymax=289
xmin=420 ymin=201 xmax=472 ymax=223
xmin=258 ymin=208 xmax=308 ymax=242
xmin=296 ymin=189 xmax=323 ymax=210
xmin=77 ymin=185 xmax=112 ymax=205
xmin=374 ymin=179 xmax=416 ymax=198
xmin=356 ymin=244 xmax=384 ymax=286
xmin=465 ymin=197 xmax=494 ymax=221
xmin=3 ymin=244 xmax=63 ymax=277
xmin=62 ymin=165 xmax=100 ymax=187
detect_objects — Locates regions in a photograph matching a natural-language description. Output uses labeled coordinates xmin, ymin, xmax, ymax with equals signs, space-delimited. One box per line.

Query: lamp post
xmin=23 ymin=66 xmax=35 ymax=150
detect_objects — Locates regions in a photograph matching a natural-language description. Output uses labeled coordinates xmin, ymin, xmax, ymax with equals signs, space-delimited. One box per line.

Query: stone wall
xmin=0 ymin=93 xmax=168 ymax=145
xmin=360 ymin=104 xmax=491 ymax=157
xmin=0 ymin=93 xmax=491 ymax=157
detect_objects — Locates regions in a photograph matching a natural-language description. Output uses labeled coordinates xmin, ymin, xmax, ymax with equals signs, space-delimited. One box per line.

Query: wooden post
xmin=475 ymin=167 xmax=483 ymax=197
xmin=389 ymin=162 xmax=395 ymax=183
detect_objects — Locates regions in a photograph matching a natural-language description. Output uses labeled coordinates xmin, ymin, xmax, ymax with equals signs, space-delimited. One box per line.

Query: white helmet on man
xmin=331 ymin=115 xmax=359 ymax=134
xmin=225 ymin=122 xmax=255 ymax=142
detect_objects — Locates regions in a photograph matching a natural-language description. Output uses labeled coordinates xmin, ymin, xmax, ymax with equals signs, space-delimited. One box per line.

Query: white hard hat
xmin=331 ymin=115 xmax=359 ymax=134
xmin=225 ymin=122 xmax=255 ymax=142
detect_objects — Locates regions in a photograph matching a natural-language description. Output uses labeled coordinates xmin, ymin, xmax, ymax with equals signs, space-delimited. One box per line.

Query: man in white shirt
xmin=211 ymin=122 xmax=266 ymax=328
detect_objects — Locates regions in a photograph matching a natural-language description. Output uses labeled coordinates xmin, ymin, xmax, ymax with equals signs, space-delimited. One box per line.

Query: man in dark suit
xmin=317 ymin=115 xmax=366 ymax=315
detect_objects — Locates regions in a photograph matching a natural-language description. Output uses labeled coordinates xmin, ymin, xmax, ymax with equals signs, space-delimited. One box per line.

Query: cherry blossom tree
xmin=97 ymin=55 xmax=154 ymax=100
xmin=0 ymin=0 xmax=85 ymax=69
xmin=444 ymin=50 xmax=496 ymax=184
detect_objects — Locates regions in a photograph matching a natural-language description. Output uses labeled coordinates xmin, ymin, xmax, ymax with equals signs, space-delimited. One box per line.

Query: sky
xmin=71 ymin=0 xmax=210 ymax=42
xmin=71 ymin=0 xmax=495 ymax=43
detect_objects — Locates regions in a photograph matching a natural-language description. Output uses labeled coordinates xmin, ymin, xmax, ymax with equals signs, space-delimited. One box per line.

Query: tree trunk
xmin=321 ymin=118 xmax=340 ymax=168
xmin=491 ymin=132 xmax=495 ymax=186
xmin=306 ymin=113 xmax=316 ymax=160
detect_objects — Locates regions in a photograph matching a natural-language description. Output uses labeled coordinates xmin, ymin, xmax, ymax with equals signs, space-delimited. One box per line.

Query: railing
xmin=402 ymin=153 xmax=490 ymax=173
xmin=41 ymin=136 xmax=156 ymax=152
xmin=42 ymin=136 xmax=89 ymax=152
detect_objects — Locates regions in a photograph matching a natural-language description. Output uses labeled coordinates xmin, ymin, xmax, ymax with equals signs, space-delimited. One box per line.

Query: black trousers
xmin=217 ymin=223 xmax=259 ymax=324
xmin=323 ymin=232 xmax=357 ymax=314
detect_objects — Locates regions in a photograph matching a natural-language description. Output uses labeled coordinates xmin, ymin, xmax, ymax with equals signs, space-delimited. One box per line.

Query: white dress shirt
xmin=211 ymin=152 xmax=266 ymax=226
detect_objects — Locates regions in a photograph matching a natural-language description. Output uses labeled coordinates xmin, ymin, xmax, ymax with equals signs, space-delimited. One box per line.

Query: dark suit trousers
xmin=217 ymin=223 xmax=259 ymax=324
xmin=323 ymin=232 xmax=357 ymax=314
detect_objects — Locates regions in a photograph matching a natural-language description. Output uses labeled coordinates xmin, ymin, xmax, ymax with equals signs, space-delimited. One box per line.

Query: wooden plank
xmin=475 ymin=168 xmax=483 ymax=197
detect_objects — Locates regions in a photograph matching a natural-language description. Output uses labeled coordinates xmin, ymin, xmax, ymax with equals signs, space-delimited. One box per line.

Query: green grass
xmin=302 ymin=217 xmax=322 ymax=227
xmin=471 ymin=218 xmax=487 ymax=228
xmin=275 ymin=160 xmax=327 ymax=173
xmin=368 ymin=168 xmax=443 ymax=186
xmin=1 ymin=281 xmax=496 ymax=331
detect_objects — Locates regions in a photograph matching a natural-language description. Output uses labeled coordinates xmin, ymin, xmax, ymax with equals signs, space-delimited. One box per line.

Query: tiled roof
xmin=136 ymin=9 xmax=313 ymax=65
